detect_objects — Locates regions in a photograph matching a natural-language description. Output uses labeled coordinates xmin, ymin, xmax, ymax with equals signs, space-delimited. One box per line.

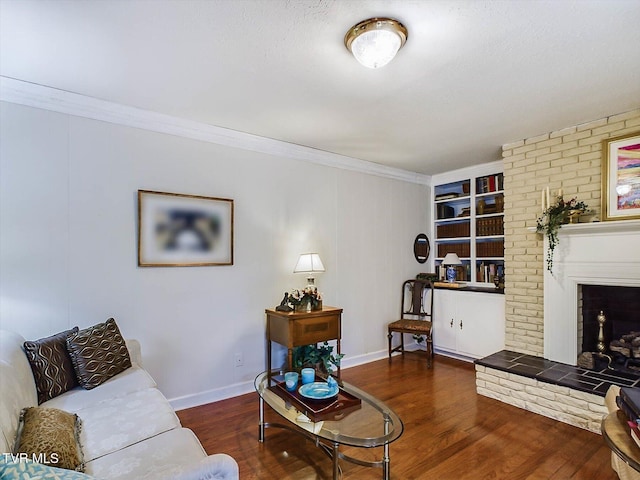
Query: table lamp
xmin=442 ymin=253 xmax=462 ymax=283
xmin=294 ymin=253 xmax=325 ymax=288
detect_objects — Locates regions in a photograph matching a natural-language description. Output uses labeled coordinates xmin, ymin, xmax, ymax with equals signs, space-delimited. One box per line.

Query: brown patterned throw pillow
xmin=66 ymin=318 xmax=131 ymax=390
xmin=13 ymin=406 xmax=84 ymax=471
xmin=24 ymin=328 xmax=80 ymax=404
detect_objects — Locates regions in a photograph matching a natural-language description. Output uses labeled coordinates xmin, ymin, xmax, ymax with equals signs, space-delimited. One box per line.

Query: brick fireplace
xmin=475 ymin=108 xmax=640 ymax=432
xmin=476 ymin=220 xmax=640 ymax=432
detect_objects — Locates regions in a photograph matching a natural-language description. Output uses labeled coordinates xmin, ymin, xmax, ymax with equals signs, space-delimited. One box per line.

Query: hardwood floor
xmin=177 ymin=354 xmax=617 ymax=479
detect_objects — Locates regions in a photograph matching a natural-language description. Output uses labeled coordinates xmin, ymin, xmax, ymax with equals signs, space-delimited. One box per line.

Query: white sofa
xmin=0 ymin=330 xmax=239 ymax=480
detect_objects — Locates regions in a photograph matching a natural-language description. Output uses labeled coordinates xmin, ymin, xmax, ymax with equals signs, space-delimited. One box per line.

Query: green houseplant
xmin=536 ymin=195 xmax=588 ymax=272
xmin=292 ymin=342 xmax=344 ymax=375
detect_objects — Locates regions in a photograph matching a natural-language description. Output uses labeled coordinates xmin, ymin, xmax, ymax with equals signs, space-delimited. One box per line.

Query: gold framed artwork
xmin=601 ymin=132 xmax=640 ymax=221
xmin=137 ymin=190 xmax=234 ymax=267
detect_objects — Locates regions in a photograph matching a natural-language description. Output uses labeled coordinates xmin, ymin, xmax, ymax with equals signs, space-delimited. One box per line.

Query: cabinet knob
xmin=460 ymin=320 xmax=463 ymax=330
xmin=450 ymin=319 xmax=454 ymax=328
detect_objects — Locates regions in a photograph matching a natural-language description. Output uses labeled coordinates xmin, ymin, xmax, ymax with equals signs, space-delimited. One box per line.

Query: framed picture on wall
xmin=601 ymin=132 xmax=640 ymax=221
xmin=138 ymin=190 xmax=234 ymax=266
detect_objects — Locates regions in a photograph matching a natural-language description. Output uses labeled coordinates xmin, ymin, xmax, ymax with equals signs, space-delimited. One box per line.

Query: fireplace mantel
xmin=529 ymin=219 xmax=640 ymax=234
xmin=535 ymin=219 xmax=640 ymax=235
xmin=538 ymin=219 xmax=640 ymax=365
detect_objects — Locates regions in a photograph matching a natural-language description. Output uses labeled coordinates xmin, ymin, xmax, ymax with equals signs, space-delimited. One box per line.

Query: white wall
xmin=0 ymin=101 xmax=429 ymax=407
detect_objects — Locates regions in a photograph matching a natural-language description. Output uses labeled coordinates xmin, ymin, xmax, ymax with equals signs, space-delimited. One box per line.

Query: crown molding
xmin=431 ymin=159 xmax=503 ymax=185
xmin=0 ymin=76 xmax=430 ymax=185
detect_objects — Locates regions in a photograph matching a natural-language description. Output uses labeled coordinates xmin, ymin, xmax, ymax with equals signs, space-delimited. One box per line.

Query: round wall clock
xmin=413 ymin=233 xmax=430 ymax=264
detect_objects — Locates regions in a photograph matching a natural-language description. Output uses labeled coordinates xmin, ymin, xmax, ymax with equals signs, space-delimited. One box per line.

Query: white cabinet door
xmin=433 ymin=289 xmax=457 ymax=353
xmin=456 ymin=292 xmax=505 ymax=358
xmin=433 ymin=289 xmax=505 ymax=359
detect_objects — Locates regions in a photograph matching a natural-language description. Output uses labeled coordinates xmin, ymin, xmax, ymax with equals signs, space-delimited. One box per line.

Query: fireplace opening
xmin=579 ymin=285 xmax=640 ymax=373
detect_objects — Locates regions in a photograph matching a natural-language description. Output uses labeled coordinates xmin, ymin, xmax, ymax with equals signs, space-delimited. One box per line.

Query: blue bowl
xmin=298 ymin=381 xmax=339 ymax=401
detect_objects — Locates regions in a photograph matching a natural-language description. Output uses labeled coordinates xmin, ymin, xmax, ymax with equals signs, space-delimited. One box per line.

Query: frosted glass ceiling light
xmin=344 ymin=18 xmax=408 ymax=69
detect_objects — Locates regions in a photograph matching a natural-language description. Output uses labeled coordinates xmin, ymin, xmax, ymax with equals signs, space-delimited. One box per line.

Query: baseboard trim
xmin=433 ymin=348 xmax=475 ymax=363
xmin=170 ymin=348 xmax=396 ymax=411
xmin=170 ymin=381 xmax=257 ymax=412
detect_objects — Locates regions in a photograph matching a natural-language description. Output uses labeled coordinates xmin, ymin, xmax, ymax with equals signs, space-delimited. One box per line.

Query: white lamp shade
xmin=293 ymin=253 xmax=325 ymax=273
xmin=442 ymin=253 xmax=462 ymax=266
xmin=351 ymin=29 xmax=402 ymax=69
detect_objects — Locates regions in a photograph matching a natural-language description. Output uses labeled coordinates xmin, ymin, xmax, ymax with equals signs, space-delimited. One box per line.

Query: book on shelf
xmin=458 ymin=207 xmax=471 ymax=217
xmin=437 ymin=204 xmax=455 ymax=219
xmin=476 ymin=262 xmax=503 ymax=283
xmin=437 ymin=222 xmax=470 ymax=239
xmin=436 ymin=264 xmax=470 ymax=282
xmin=435 ymin=193 xmax=460 ymax=201
xmin=476 ymin=240 xmax=504 ymax=257
xmin=437 ymin=243 xmax=470 ymax=258
xmin=476 ymin=173 xmax=504 ymax=194
xmin=476 ymin=217 xmax=504 ymax=237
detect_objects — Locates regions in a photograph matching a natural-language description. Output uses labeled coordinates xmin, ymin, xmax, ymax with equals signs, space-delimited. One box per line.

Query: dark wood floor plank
xmin=177 ymin=354 xmax=617 ymax=479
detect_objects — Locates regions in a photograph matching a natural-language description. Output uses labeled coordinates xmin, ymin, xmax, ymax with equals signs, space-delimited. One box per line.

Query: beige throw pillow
xmin=13 ymin=406 xmax=84 ymax=472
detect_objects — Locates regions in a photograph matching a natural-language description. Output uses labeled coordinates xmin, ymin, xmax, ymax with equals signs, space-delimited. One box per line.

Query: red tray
xmin=269 ymin=380 xmax=362 ymax=422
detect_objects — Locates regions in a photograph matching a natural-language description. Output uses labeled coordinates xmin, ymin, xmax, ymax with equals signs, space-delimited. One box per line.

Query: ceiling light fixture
xmin=344 ymin=17 xmax=408 ymax=69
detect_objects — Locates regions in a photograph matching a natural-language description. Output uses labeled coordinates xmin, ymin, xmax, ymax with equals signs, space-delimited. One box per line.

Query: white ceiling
xmin=1 ymin=0 xmax=639 ymax=175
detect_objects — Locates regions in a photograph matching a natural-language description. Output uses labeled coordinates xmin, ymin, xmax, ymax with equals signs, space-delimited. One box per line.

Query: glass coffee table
xmin=255 ymin=371 xmax=403 ymax=479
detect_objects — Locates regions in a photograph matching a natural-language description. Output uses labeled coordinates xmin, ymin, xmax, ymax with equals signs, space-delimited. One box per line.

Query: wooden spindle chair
xmin=387 ymin=279 xmax=434 ymax=367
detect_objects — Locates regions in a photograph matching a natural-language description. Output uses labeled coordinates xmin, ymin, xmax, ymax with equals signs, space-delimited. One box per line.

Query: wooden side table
xmin=601 ymin=410 xmax=640 ymax=472
xmin=265 ymin=306 xmax=343 ymax=378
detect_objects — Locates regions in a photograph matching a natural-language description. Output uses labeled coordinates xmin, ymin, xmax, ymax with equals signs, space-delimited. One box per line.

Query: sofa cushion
xmin=23 ymin=327 xmax=79 ymax=404
xmin=66 ymin=318 xmax=131 ymax=390
xmin=77 ymin=387 xmax=180 ymax=462
xmin=13 ymin=406 xmax=84 ymax=472
xmin=43 ymin=365 xmax=156 ymax=413
xmin=0 ymin=458 xmax=99 ymax=480
xmin=85 ymin=426 xmax=239 ymax=480
xmin=85 ymin=427 xmax=205 ymax=480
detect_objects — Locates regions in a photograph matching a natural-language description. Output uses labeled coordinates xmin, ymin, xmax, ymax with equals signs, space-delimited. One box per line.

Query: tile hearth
xmin=476 ymin=350 xmax=640 ymax=397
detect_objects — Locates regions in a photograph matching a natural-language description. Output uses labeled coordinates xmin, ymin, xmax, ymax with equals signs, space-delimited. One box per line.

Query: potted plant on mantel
xmin=536 ymin=194 xmax=589 ymax=272
xmin=292 ymin=342 xmax=344 ymax=375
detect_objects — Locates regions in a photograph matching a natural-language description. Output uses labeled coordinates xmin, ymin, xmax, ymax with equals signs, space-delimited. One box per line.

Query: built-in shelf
xmin=433 ymin=167 xmax=504 ymax=285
